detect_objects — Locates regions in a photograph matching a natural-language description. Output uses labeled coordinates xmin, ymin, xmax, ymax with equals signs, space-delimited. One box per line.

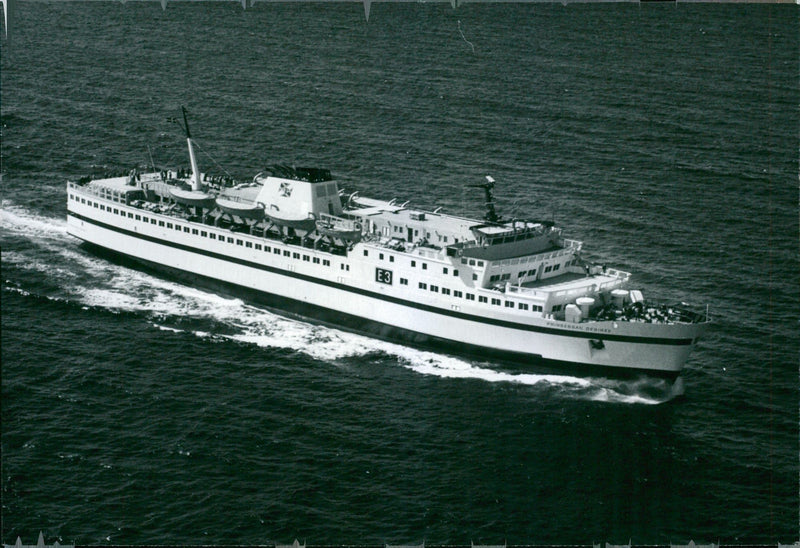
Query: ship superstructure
xmin=66 ymin=111 xmax=708 ymax=378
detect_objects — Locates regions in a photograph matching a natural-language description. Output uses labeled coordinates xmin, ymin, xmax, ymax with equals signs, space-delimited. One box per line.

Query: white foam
xmin=228 ymin=323 xmax=594 ymax=389
xmin=0 ymin=201 xmax=69 ymax=239
xmin=583 ymin=387 xmax=664 ymax=405
xmin=151 ymin=323 xmax=183 ymax=333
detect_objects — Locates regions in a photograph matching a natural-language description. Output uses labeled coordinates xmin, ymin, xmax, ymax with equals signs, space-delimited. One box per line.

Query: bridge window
xmin=491 ymin=298 xmax=501 ymax=306
xmin=479 ymin=296 xmax=488 ymax=303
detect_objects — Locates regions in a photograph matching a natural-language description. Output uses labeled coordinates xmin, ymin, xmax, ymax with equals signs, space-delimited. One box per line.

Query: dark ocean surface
xmin=1 ymin=1 xmax=798 ymax=545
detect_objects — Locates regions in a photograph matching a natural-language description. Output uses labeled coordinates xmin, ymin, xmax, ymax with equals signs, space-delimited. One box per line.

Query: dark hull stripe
xmin=68 ymin=210 xmax=694 ymax=346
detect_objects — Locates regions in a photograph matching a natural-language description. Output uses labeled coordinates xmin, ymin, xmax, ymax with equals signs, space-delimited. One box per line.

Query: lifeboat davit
xmin=215 ymin=197 xmax=265 ymax=221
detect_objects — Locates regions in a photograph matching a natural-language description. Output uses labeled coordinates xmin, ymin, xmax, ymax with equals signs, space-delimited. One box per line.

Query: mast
xmin=182 ymin=106 xmax=202 ymax=191
xmin=468 ymin=175 xmax=500 ymax=224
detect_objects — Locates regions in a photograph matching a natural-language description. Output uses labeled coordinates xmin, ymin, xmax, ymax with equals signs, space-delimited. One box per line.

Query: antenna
xmin=181 ymin=105 xmax=192 ymax=139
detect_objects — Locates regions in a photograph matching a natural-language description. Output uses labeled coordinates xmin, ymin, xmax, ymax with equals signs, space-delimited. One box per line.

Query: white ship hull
xmin=66 ymin=194 xmax=705 ymax=378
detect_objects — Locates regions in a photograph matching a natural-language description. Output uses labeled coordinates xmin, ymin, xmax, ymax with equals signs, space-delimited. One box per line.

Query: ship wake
xmin=2 ymin=202 xmax=678 ymax=404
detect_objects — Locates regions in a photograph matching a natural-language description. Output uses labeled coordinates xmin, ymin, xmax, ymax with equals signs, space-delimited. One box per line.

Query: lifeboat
xmin=265 ymin=204 xmax=317 ymax=232
xmin=215 ymin=197 xmax=265 ymax=221
xmin=169 ymin=188 xmax=215 ymax=209
xmin=316 ymin=214 xmax=362 ymax=243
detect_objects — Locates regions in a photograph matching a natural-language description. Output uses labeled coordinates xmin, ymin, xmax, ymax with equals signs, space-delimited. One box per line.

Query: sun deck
xmin=502 ymin=268 xmax=631 ymax=305
xmin=522 ymin=270 xmax=629 ymax=291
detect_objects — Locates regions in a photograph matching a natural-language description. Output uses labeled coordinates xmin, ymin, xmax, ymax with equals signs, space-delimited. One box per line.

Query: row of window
xmin=489 ymin=273 xmax=512 ymax=283
xmin=365 ymin=249 xmax=479 ymax=280
xmin=460 ymin=257 xmax=486 ymax=267
xmin=73 ymin=194 xmax=338 ymax=268
xmin=487 ymin=263 xmax=567 ymax=284
xmin=364 ymin=249 xmax=396 ymax=263
xmin=486 ymin=252 xmax=566 ymax=267
xmin=415 ymin=281 xmax=543 ymax=312
xmin=70 ymin=186 xmax=126 ymax=204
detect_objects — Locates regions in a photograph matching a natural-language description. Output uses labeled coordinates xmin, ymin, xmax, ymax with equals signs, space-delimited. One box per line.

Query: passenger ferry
xmin=66 ymin=109 xmax=709 ymax=378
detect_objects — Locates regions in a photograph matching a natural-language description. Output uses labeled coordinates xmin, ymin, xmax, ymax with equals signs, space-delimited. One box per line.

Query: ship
xmin=66 ymin=108 xmax=709 ymax=379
